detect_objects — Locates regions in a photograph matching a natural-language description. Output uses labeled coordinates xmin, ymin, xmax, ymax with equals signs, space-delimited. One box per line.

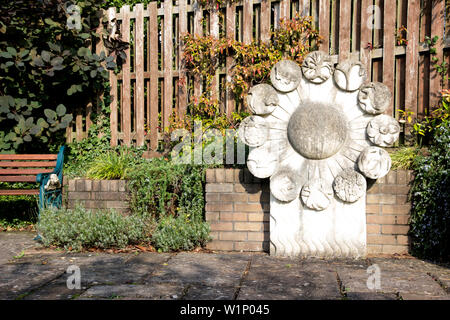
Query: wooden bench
xmin=0 ymin=146 xmax=65 ymax=209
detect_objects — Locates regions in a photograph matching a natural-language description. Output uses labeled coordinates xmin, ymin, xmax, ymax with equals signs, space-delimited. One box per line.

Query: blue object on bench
xmin=34 ymin=146 xmax=65 ymax=241
xmin=36 ymin=146 xmax=65 ymax=211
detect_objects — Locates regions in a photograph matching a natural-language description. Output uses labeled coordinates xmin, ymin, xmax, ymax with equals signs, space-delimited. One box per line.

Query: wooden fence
xmin=66 ymin=0 xmax=450 ymax=149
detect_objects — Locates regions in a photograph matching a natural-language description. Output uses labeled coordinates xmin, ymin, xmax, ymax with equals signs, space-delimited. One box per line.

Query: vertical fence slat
xmin=382 ymin=0 xmax=396 ymax=117
xmin=135 ymin=4 xmax=145 ymax=146
xmin=338 ymin=0 xmax=351 ymax=61
xmin=148 ymin=2 xmax=159 ymax=150
xmin=107 ymin=8 xmax=118 ymax=147
xmin=76 ymin=109 xmax=83 ymax=142
xmin=163 ymin=0 xmax=173 ymax=130
xmin=405 ymin=0 xmax=420 ymax=120
xmin=360 ymin=0 xmax=372 ymax=81
xmin=300 ymin=0 xmax=310 ymax=17
xmin=429 ymin=0 xmax=445 ymax=110
xmin=226 ymin=2 xmax=236 ymax=118
xmin=120 ymin=5 xmax=131 ymax=146
xmin=193 ymin=1 xmax=203 ymax=101
xmin=319 ymin=0 xmax=330 ymax=54
xmin=178 ymin=0 xmax=188 ymax=119
xmin=280 ymin=0 xmax=290 ymax=20
xmin=243 ymin=1 xmax=253 ymax=44
xmin=210 ymin=6 xmax=219 ymax=102
xmin=260 ymin=0 xmax=271 ymax=43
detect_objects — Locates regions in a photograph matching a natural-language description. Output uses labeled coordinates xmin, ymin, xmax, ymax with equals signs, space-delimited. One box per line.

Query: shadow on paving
xmin=0 ymin=232 xmax=450 ymax=300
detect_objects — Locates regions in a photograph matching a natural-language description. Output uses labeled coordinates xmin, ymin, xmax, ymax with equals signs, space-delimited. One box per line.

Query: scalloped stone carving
xmin=367 ymin=115 xmax=400 ymax=147
xmin=300 ymin=178 xmax=334 ymax=210
xmin=246 ymin=83 xmax=279 ymax=115
xmin=334 ymin=60 xmax=367 ymax=91
xmin=301 ymin=51 xmax=334 ymax=84
xmin=357 ymin=146 xmax=392 ymax=179
xmin=333 ymin=169 xmax=367 ymax=203
xmin=238 ymin=116 xmax=269 ymax=148
xmin=270 ymin=169 xmax=302 ymax=202
xmin=358 ymin=82 xmax=392 ymax=115
xmin=270 ymin=59 xmax=302 ymax=92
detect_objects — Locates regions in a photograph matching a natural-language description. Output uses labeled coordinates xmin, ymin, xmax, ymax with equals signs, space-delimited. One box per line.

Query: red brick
xmin=366 ymin=215 xmax=396 ymax=224
xmin=118 ymin=180 xmax=127 ymax=192
xmin=367 ymin=234 xmax=397 ymax=245
xmin=225 ymin=169 xmax=235 ymax=183
xmin=206 ymin=241 xmax=233 ymax=251
xmin=366 ymin=205 xmax=380 ymax=214
xmin=395 ymin=215 xmax=410 ymax=224
xmin=209 ymin=222 xmax=233 ymax=231
xmin=206 ymin=193 xmax=219 ymax=202
xmin=206 ymin=169 xmax=216 ymax=183
xmin=247 ymin=232 xmax=269 ymax=241
xmin=215 ymin=169 xmax=225 ymax=183
xmin=68 ymin=179 xmax=76 ymax=192
xmin=109 ymin=180 xmax=119 ymax=192
xmin=396 ymin=235 xmax=410 ymax=245
xmin=100 ymin=180 xmax=110 ymax=192
xmin=366 ymin=194 xmax=380 ymax=204
xmin=234 ymin=203 xmax=264 ymax=213
xmin=234 ymin=241 xmax=263 ymax=252
xmin=76 ymin=179 xmax=85 ymax=192
xmin=209 ymin=232 xmax=219 ymax=241
xmin=205 ymin=212 xmax=219 ymax=221
xmin=206 ymin=183 xmax=234 ymax=193
xmin=234 ymin=183 xmax=261 ymax=193
xmin=382 ymin=225 xmax=409 ymax=235
xmin=84 ymin=180 xmax=92 ymax=192
xmin=220 ymin=193 xmax=247 ymax=202
xmin=205 ymin=202 xmax=233 ymax=212
xmin=247 ymin=191 xmax=262 ymax=202
xmin=68 ymin=192 xmax=91 ymax=200
xmin=397 ymin=170 xmax=407 ymax=185
xmin=219 ymin=232 xmax=247 ymax=241
xmin=381 ymin=245 xmax=409 ymax=255
xmin=367 ymin=244 xmax=382 ymax=254
xmin=378 ymin=195 xmax=397 ymax=204
xmin=396 ymin=195 xmax=409 ymax=204
xmin=380 ymin=185 xmax=410 ymax=195
xmin=248 ymin=213 xmax=269 ymax=222
xmin=106 ymin=201 xmax=128 ymax=209
xmin=386 ymin=171 xmax=397 ymax=184
xmin=367 ymin=224 xmax=381 ymax=234
xmin=220 ymin=212 xmax=248 ymax=221
xmin=381 ymin=205 xmax=411 ymax=215
xmin=367 ymin=184 xmax=380 ymax=194
xmin=92 ymin=180 xmax=101 ymax=191
xmin=234 ymin=222 xmax=262 ymax=232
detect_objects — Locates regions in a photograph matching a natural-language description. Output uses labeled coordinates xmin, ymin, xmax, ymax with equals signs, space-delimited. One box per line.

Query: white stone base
xmin=269 ymin=193 xmax=367 ymax=258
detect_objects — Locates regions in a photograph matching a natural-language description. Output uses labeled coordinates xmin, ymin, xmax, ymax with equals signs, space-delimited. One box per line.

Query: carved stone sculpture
xmin=367 ymin=115 xmax=401 ymax=147
xmin=239 ymin=53 xmax=399 ymax=258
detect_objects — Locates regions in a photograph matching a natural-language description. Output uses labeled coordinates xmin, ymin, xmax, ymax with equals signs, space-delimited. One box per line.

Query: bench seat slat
xmin=0 ymin=176 xmax=37 ymax=182
xmin=0 ymin=161 xmax=57 ymax=167
xmin=0 ymin=169 xmax=53 ymax=175
xmin=0 ymin=154 xmax=57 ymax=160
xmin=0 ymin=189 xmax=39 ymax=195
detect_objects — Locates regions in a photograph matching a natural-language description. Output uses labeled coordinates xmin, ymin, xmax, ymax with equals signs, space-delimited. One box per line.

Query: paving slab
xmin=0 ymin=232 xmax=41 ymax=264
xmin=148 ymin=252 xmax=251 ymax=287
xmin=79 ymin=283 xmax=184 ymax=300
xmin=238 ymin=256 xmax=342 ymax=300
xmin=182 ymin=284 xmax=236 ymax=300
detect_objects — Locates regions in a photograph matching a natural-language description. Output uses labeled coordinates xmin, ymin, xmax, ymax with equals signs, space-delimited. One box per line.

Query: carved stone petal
xmin=366 ymin=115 xmax=400 ymax=147
xmin=246 ymin=83 xmax=279 ymax=115
xmin=301 ymin=51 xmax=334 ymax=84
xmin=270 ymin=59 xmax=302 ymax=92
xmin=300 ymin=178 xmax=334 ymax=210
xmin=270 ymin=169 xmax=302 ymax=202
xmin=333 ymin=168 xmax=367 ymax=203
xmin=357 ymin=146 xmax=392 ymax=180
xmin=334 ymin=60 xmax=367 ymax=91
xmin=238 ymin=116 xmax=269 ymax=147
xmin=247 ymin=145 xmax=279 ymax=179
xmin=358 ymin=82 xmax=391 ymax=115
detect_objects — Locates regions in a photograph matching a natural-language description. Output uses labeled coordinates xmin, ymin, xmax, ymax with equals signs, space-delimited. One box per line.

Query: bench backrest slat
xmin=0 ymin=176 xmax=37 ymax=182
xmin=0 ymin=161 xmax=57 ymax=168
xmin=0 ymin=154 xmax=58 ymax=160
xmin=0 ymin=168 xmax=54 ymax=175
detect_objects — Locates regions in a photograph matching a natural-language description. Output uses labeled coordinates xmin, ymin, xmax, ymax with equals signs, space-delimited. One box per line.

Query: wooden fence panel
xmin=66 ymin=0 xmax=448 ymax=149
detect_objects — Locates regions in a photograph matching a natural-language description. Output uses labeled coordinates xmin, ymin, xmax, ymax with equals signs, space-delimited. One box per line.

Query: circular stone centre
xmin=287 ymin=103 xmax=348 ymax=160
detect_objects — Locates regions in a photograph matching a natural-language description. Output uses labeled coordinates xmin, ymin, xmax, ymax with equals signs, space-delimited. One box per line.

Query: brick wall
xmin=205 ymin=168 xmax=414 ymax=255
xmin=66 ymin=179 xmax=130 ymax=214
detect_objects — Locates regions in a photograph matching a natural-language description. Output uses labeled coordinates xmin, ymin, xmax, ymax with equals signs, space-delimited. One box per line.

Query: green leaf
xmin=41 ymin=51 xmax=51 ymax=62
xmin=0 ymin=51 xmax=13 ymax=59
xmin=51 ymin=56 xmax=64 ymax=66
xmin=44 ymin=109 xmax=56 ymax=119
xmin=6 ymin=47 xmax=17 ymax=56
xmin=47 ymin=42 xmax=61 ymax=52
xmin=56 ymin=104 xmax=66 ymax=116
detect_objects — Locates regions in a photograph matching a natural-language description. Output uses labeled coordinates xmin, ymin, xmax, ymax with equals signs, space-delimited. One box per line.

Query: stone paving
xmin=0 ymin=232 xmax=449 ymax=300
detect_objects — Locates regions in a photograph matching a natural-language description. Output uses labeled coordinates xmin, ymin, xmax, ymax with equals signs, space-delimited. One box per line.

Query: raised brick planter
xmin=205 ymin=168 xmax=414 ymax=255
xmin=66 ymin=179 xmax=130 ymax=214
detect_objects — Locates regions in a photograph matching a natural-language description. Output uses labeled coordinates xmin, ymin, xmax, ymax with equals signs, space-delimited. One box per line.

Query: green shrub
xmin=85 ymin=147 xmax=144 ymax=180
xmin=409 ymin=122 xmax=450 ymax=261
xmin=152 ymin=213 xmax=210 ymax=252
xmin=389 ymin=146 xmax=419 ymax=170
xmin=37 ymin=204 xmax=151 ymax=251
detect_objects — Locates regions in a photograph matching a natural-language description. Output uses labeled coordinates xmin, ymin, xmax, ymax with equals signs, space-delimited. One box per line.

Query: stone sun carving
xmin=238 ymin=51 xmax=399 ymax=258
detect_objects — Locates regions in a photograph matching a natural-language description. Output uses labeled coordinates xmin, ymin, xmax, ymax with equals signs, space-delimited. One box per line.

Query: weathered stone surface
xmin=367 ymin=114 xmax=401 ymax=147
xmin=358 ymin=146 xmax=392 ymax=180
xmin=79 ymin=283 xmax=183 ymax=300
xmin=246 ymin=146 xmax=279 ymax=179
xmin=287 ymin=103 xmax=348 ymax=160
xmin=333 ymin=169 xmax=366 ymax=203
xmin=270 ymin=59 xmax=302 ymax=92
xmin=301 ymin=178 xmax=334 ymax=211
xmin=246 ymin=84 xmax=279 ymax=115
xmin=334 ymin=60 xmax=367 ymax=91
xmin=270 ymin=168 xmax=301 ymax=202
xmin=301 ymin=51 xmax=334 ymax=84
xmin=358 ymin=82 xmax=392 ymax=115
xmin=238 ymin=116 xmax=269 ymax=148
